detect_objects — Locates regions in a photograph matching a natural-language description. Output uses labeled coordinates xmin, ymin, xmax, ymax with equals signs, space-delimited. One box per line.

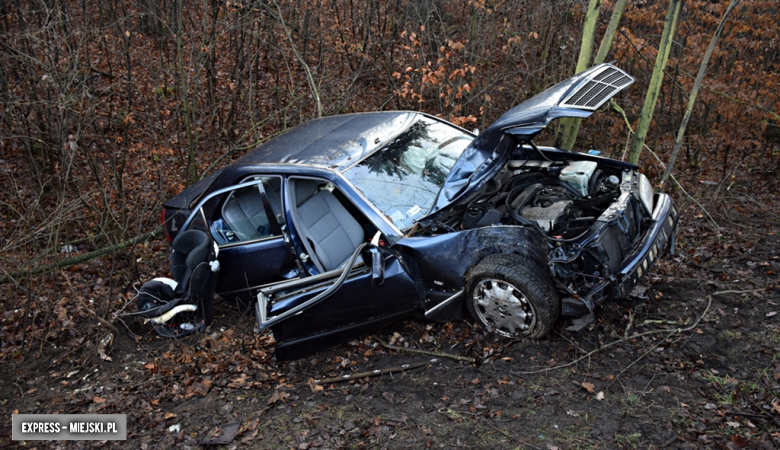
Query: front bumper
xmin=616 ymin=193 xmax=678 ymax=298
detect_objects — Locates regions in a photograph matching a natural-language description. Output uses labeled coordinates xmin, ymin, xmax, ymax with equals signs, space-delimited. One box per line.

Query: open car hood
xmin=419 ymin=63 xmax=634 ymax=224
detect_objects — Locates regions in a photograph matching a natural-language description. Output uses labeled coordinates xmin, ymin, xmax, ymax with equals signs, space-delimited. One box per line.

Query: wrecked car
xmin=159 ymin=63 xmax=678 ymax=360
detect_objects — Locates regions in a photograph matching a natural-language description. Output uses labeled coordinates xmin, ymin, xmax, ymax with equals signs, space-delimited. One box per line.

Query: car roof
xmin=164 ymin=112 xmax=419 ymax=210
xmin=232 ymin=111 xmax=418 ymax=170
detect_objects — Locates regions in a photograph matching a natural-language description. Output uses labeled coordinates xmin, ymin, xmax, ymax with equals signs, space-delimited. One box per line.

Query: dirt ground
xmin=2 ymin=216 xmax=779 ymax=449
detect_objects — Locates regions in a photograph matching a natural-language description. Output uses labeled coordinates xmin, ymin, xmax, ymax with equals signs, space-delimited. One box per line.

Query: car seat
xmin=136 ymin=230 xmax=220 ymax=338
xmin=291 ymin=179 xmax=365 ymax=272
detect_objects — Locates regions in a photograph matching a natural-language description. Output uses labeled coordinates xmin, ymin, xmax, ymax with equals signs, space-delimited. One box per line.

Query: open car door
xmin=255 ymin=237 xmax=420 ymax=360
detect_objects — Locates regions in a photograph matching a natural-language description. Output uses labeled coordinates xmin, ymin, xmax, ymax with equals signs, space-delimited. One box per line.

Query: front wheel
xmin=466 ymin=254 xmax=560 ymax=339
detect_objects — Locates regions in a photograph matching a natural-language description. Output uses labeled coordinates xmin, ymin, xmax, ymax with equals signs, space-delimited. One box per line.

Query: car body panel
xmin=216 ymin=237 xmax=296 ymax=304
xmin=395 ymin=226 xmax=549 ymax=317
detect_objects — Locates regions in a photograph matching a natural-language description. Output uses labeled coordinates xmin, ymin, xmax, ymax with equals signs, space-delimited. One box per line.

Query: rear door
xmin=182 ymin=176 xmax=299 ymax=305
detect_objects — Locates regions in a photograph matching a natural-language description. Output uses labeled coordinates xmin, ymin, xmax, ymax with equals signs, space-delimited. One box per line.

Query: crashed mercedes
xmin=155 ymin=63 xmax=678 ymax=359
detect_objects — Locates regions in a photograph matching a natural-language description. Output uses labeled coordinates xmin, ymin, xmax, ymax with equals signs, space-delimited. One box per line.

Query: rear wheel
xmin=466 ymin=254 xmax=560 ymax=338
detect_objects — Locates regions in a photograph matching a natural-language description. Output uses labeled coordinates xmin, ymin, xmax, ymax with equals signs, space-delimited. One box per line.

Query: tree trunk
xmin=627 ymin=0 xmax=683 ymax=165
xmin=662 ymin=0 xmax=741 ymax=182
xmin=555 ymin=0 xmax=601 ymax=150
xmin=594 ymin=0 xmax=628 ymax=65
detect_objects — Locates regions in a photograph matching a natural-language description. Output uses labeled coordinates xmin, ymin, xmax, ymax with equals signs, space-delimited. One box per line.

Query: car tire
xmin=466 ymin=254 xmax=560 ymax=339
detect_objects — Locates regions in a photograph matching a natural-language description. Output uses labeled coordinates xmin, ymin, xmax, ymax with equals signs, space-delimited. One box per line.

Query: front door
xmin=256 ymin=245 xmax=420 ymax=360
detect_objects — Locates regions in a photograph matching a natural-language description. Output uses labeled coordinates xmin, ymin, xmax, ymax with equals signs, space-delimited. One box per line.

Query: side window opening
xmin=212 ymin=176 xmax=283 ymax=245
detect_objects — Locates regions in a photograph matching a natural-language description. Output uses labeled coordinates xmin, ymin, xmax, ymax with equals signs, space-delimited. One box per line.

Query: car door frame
xmin=181 ymin=176 xmax=300 ymax=304
xmin=254 ymin=175 xmax=422 ymax=359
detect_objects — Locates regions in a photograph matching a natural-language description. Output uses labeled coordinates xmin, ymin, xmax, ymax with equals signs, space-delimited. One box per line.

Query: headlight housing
xmin=637 ymin=173 xmax=654 ymax=215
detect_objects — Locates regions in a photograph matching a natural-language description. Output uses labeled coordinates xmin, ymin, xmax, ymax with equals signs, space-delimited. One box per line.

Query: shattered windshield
xmin=343 ymin=117 xmax=473 ymax=229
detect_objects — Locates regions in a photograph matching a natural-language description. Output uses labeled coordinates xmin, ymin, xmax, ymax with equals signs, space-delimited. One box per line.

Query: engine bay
xmin=415 ymin=145 xmax=655 ymax=314
xmin=437 ymin=155 xmax=627 ymax=238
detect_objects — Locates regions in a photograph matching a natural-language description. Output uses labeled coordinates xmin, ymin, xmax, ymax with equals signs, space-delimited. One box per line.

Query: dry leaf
xmin=596 ymin=391 xmax=605 ymax=401
xmin=164 ymin=412 xmax=176 ymax=419
xmin=766 ymin=311 xmax=777 ymax=317
xmin=267 ymin=390 xmax=290 ymax=405
xmin=308 ymin=378 xmax=324 ymax=393
xmin=581 ymin=381 xmax=595 ymax=393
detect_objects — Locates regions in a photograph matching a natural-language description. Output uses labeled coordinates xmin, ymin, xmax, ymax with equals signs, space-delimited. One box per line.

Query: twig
xmin=377 ymin=338 xmax=476 ymax=363
xmin=610 ymin=99 xmax=722 ymax=237
xmin=80 ymin=303 xmax=120 ymax=335
xmin=511 ymin=296 xmax=712 ymax=375
xmin=314 ymin=361 xmax=429 ymax=385
xmin=712 ymin=288 xmax=767 ymax=296
xmin=607 ymin=334 xmax=682 ymax=390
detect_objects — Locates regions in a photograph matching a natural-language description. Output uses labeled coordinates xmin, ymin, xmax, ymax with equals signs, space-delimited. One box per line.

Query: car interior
xmin=289 ymin=178 xmax=377 ymax=273
xmin=218 ymin=177 xmax=283 ymax=243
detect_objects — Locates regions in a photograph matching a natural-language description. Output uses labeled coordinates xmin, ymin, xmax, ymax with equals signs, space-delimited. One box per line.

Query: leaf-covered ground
xmin=1 ymin=214 xmax=779 ymax=449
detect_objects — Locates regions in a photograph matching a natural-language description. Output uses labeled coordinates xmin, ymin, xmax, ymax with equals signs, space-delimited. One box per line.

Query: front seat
xmin=292 ymin=179 xmax=365 ymax=272
xmin=136 ymin=230 xmax=220 ymax=338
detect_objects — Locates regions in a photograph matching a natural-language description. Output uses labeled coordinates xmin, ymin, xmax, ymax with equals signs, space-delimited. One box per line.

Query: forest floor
xmin=1 ymin=208 xmax=779 ymax=450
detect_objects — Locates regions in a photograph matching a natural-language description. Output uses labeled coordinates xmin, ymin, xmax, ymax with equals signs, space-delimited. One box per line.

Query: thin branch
xmin=663 ymin=0 xmax=742 ymax=182
xmin=511 ymin=295 xmax=711 ymax=375
xmin=1 ymin=230 xmax=164 ymax=284
xmin=377 ymin=338 xmax=476 ymax=363
xmin=314 ymin=360 xmax=429 ymax=385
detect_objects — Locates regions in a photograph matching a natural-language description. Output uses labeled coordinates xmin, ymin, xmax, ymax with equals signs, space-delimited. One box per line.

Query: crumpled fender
xmin=397 ymin=225 xmax=549 ymax=293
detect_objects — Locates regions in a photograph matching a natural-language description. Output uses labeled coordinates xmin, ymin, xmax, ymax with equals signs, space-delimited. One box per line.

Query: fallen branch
xmin=0 ymin=229 xmax=164 ymax=284
xmin=314 ymin=361 xmax=429 ymax=385
xmin=511 ymin=296 xmax=712 ymax=375
xmin=377 ymin=338 xmax=476 ymax=364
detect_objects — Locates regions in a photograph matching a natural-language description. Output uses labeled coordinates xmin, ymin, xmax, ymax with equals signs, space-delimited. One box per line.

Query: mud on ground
xmin=1 ymin=223 xmax=779 ymax=450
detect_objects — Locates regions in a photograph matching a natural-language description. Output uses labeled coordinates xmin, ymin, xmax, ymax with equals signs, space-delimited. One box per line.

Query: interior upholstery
xmin=263 ymin=177 xmax=283 ymax=217
xmin=295 ymin=179 xmax=321 ymax=206
xmin=293 ymin=179 xmax=365 ymax=271
xmin=170 ymin=229 xmax=213 ymax=285
xmin=222 ymin=186 xmax=271 ymax=241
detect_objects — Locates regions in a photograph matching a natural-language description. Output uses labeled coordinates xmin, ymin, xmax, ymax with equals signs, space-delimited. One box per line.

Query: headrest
xmin=171 ymin=230 xmax=213 ymax=273
xmin=295 ymin=179 xmax=321 ymax=206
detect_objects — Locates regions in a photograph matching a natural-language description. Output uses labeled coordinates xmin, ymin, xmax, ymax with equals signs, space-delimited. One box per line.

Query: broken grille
xmin=560 ymin=66 xmax=634 ymax=111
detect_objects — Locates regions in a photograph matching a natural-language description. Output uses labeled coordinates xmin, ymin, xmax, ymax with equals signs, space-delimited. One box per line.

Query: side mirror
xmin=370 ymin=247 xmax=385 ymax=288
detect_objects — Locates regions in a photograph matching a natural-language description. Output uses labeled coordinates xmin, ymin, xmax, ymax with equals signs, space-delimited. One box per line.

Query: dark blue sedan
xmin=160 ymin=64 xmax=678 ymax=360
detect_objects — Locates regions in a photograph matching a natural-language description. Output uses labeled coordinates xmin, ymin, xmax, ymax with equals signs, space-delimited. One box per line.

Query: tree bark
xmin=627 ymin=0 xmax=683 ymax=165
xmin=556 ymin=0 xmax=601 ymax=150
xmin=662 ymin=0 xmax=742 ymax=182
xmin=594 ymin=0 xmax=628 ymax=65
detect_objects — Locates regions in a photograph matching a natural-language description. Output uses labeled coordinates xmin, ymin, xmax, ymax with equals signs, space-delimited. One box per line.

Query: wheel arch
xmin=397 ymin=226 xmax=551 ymax=317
